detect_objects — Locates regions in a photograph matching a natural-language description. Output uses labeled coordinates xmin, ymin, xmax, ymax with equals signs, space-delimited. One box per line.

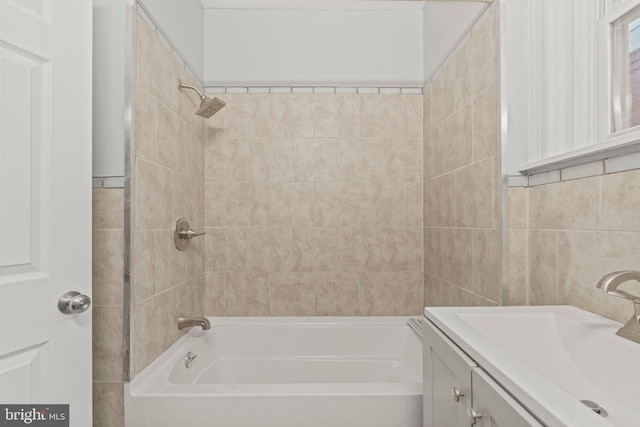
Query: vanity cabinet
xmin=423 ymin=320 xmax=543 ymax=427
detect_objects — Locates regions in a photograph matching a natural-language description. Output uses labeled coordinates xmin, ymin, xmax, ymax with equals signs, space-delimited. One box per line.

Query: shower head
xmin=177 ymin=79 xmax=226 ymax=119
xmin=195 ymin=96 xmax=226 ymax=119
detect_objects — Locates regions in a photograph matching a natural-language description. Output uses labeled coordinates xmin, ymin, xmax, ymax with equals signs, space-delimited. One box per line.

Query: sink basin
xmin=425 ymin=306 xmax=640 ymax=427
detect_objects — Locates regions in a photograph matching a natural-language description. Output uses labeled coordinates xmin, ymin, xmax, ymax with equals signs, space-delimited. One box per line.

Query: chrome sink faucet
xmin=597 ymin=271 xmax=640 ymax=344
xmin=178 ymin=317 xmax=211 ymax=331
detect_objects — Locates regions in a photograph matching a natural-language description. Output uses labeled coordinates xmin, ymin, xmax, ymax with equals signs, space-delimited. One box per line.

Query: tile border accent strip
xmin=508 ymin=150 xmax=640 ymax=187
xmin=204 ymin=86 xmax=423 ymax=94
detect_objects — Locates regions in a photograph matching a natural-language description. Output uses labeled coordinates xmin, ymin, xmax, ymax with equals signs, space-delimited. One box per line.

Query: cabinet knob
xmin=451 ymin=387 xmax=465 ymax=402
xmin=467 ymin=407 xmax=483 ymax=425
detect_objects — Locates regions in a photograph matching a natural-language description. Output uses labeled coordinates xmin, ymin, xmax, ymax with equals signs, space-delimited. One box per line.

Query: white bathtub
xmin=125 ymin=317 xmax=423 ymax=427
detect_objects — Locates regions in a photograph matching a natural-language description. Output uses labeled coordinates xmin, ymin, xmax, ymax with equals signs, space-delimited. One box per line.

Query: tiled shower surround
xmin=203 ymin=93 xmax=424 ymax=317
xmin=130 ymin=13 xmax=424 ymax=380
xmin=422 ymin=7 xmax=501 ymax=307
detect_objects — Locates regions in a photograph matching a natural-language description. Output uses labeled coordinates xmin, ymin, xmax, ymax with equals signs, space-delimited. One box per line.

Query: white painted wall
xmin=93 ymin=0 xmax=126 ymax=179
xmin=203 ymin=7 xmax=424 ymax=87
xmin=139 ymin=0 xmax=204 ymax=78
xmin=423 ymin=1 xmax=487 ymax=82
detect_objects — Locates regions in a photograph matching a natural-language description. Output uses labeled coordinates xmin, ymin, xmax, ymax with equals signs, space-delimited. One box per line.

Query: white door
xmin=0 ymin=0 xmax=92 ymax=425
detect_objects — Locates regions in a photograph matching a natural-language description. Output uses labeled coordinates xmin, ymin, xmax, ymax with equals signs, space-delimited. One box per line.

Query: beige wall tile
xmin=456 ymin=158 xmax=494 ymax=228
xmin=432 ymin=59 xmax=457 ymax=125
xmin=185 ymin=235 xmax=206 ymax=279
xmin=442 ymin=103 xmax=472 ymax=173
xmin=177 ymin=276 xmax=206 ymax=319
xmin=135 ymin=159 xmax=172 ymax=230
xmin=472 ymin=84 xmax=498 ymax=162
xmin=136 ymin=16 xmax=176 ymax=111
xmin=133 ymin=292 xmax=171 ymax=376
xmin=92 ymin=229 xmax=124 ymax=306
xmin=423 ymin=84 xmax=433 ymax=136
xmin=133 ymin=230 xmax=155 ymax=303
xmin=387 ymin=228 xmax=423 ymax=272
xmin=292 ymin=228 xmax=338 ymax=272
xmin=359 ymin=182 xmax=406 ymax=227
xmin=424 ymin=227 xmax=443 ymax=279
xmin=134 ymin=88 xmax=157 ymax=163
xmin=172 ymin=172 xmax=200 ymax=227
xmin=270 ymin=182 xmax=319 ymax=227
xmin=508 ymin=187 xmax=528 ymax=230
xmin=360 ymin=272 xmax=405 ymax=315
xmin=156 ymin=105 xmax=186 ymax=173
xmin=224 ymin=183 xmax=270 ymax=227
xmin=93 ymin=189 xmax=124 ymax=230
xmin=248 ymin=138 xmax=294 ymax=182
xmin=430 ymin=173 xmax=456 ymax=227
xmin=206 ymin=228 xmax=247 ymax=271
xmin=93 ymin=382 xmax=124 ymax=427
xmin=154 ymin=229 xmax=186 ymax=293
xmin=313 ymin=94 xmax=360 ymax=137
xmin=338 ymin=137 xmax=384 ymax=182
xmin=443 ymin=228 xmax=473 ymax=289
xmin=383 ymin=137 xmax=422 ymax=182
xmin=205 ymin=138 xmax=247 ymax=182
xmin=224 ymin=94 xmax=269 ymax=137
xmin=404 ymin=95 xmax=424 ymax=138
xmin=205 ymin=183 xmax=225 ymax=227
xmin=360 ymin=95 xmax=405 ymax=138
xmin=424 ymin=274 xmax=457 ymax=307
xmin=456 ymin=16 xmax=495 ymax=107
xmin=246 ymin=228 xmax=293 ymax=272
xmin=185 ymin=126 xmax=205 ymax=180
xmin=224 ymin=272 xmax=270 ymax=315
xmin=269 ymin=94 xmax=314 ymax=137
xmin=205 ymin=272 xmax=225 ymax=315
xmin=472 ymin=229 xmax=499 ymax=302
xmin=529 ymin=176 xmax=600 ymax=230
xmin=601 ymin=169 xmax=640 ymax=231
xmin=316 ymin=182 xmax=361 ymax=227
xmin=93 ymin=306 xmax=123 ymax=382
xmin=528 ymin=230 xmax=558 ymax=305
xmin=404 ymin=272 xmax=424 ymax=315
xmin=293 ymin=138 xmax=339 ymax=181
xmin=507 ymin=230 xmax=527 ymax=306
xmin=316 ymin=272 xmax=360 ymax=315
xmin=269 ymin=272 xmax=316 ymax=315
xmin=405 ymin=183 xmax=423 ymax=227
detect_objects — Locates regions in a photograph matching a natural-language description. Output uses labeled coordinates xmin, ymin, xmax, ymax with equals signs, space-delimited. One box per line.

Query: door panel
xmin=0 ymin=0 xmax=92 ymax=425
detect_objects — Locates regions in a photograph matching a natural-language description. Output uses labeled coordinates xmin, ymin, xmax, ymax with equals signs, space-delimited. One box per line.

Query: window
xmin=612 ymin=4 xmax=640 ymax=133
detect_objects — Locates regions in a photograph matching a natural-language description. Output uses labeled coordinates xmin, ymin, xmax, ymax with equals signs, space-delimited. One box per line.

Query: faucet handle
xmin=597 ymin=270 xmax=640 ymax=303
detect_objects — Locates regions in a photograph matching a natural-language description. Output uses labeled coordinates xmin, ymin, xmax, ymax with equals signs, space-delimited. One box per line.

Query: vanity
xmin=423 ymin=306 xmax=640 ymax=427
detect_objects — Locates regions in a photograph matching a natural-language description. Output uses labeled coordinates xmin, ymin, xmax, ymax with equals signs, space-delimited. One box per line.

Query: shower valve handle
xmin=174 ymin=217 xmax=205 ymax=251
xmin=180 ymin=229 xmax=206 ymax=240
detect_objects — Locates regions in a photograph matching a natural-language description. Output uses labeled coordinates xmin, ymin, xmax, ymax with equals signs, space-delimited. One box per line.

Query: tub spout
xmin=178 ymin=317 xmax=211 ymax=331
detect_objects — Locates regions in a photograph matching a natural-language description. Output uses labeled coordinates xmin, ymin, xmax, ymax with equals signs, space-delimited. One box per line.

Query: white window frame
xmin=505 ymin=0 xmax=640 ymax=176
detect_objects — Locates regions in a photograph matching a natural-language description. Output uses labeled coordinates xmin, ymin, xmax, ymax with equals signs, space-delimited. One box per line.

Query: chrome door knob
xmin=58 ymin=291 xmax=92 ymax=314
